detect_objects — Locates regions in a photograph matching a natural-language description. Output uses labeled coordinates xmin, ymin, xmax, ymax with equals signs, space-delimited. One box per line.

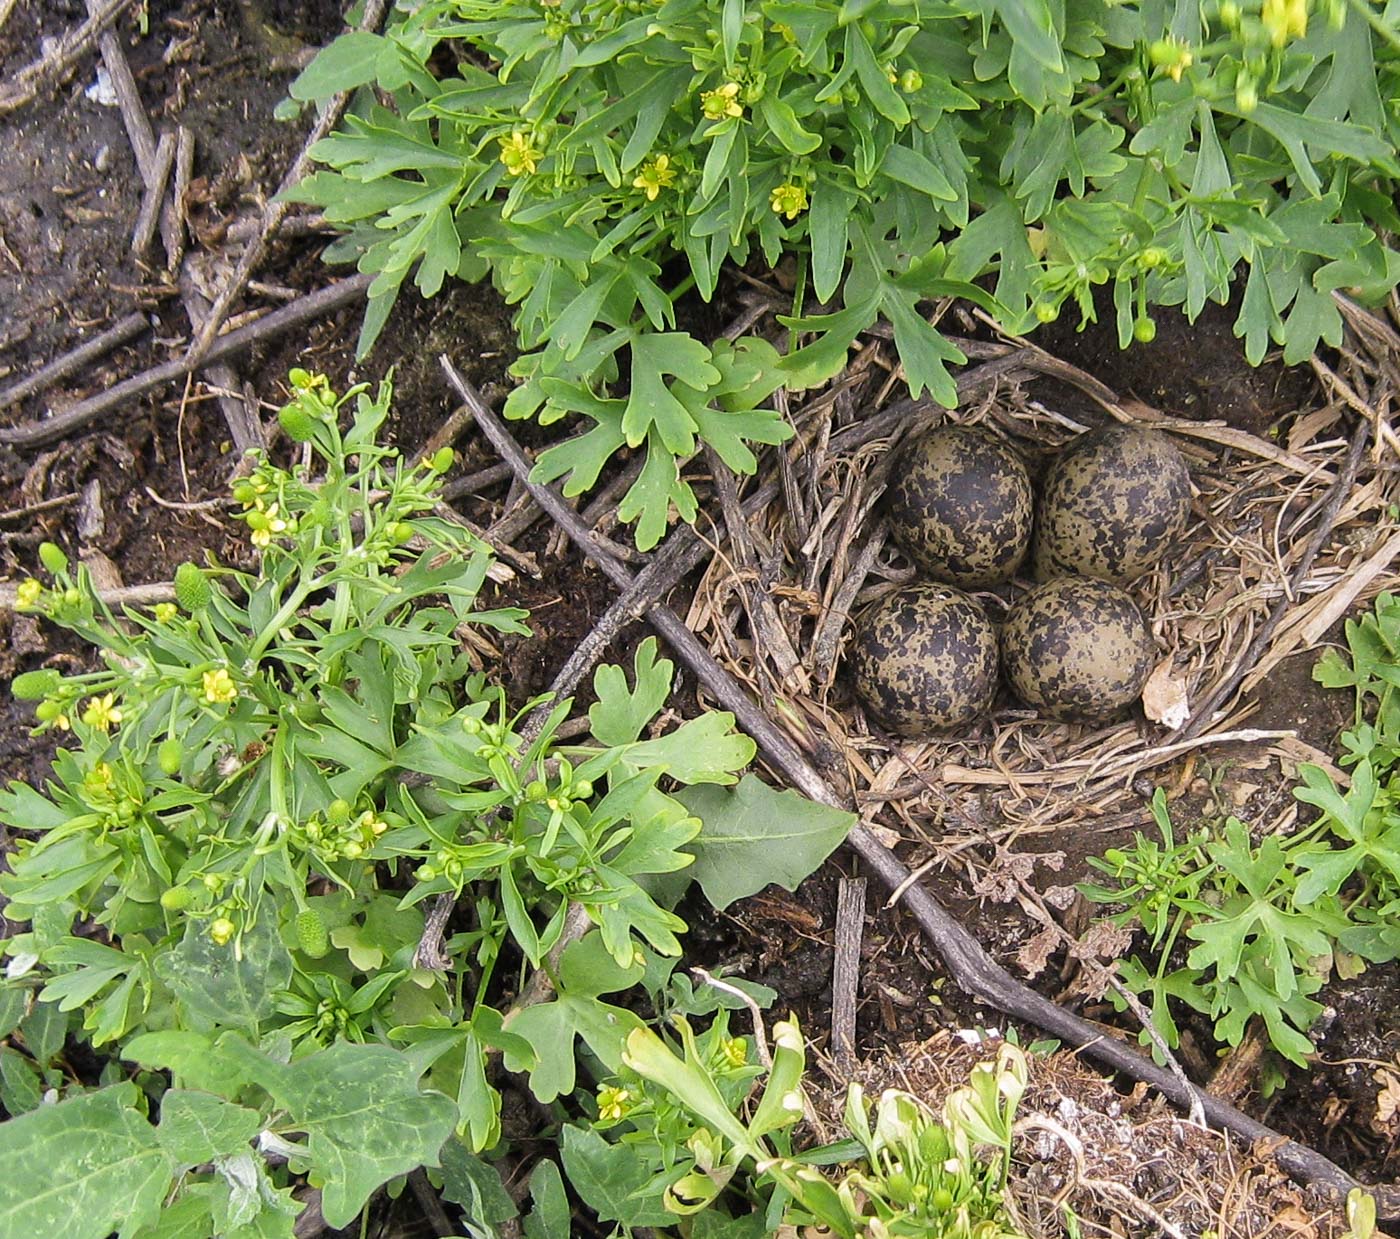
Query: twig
xmin=831 ymin=877 xmax=866 ymax=1075
xmin=161 ymin=125 xmax=195 ymax=273
xmin=439 ymin=354 xmax=1390 ymax=1215
xmin=0 ymin=579 xmax=173 ymax=610
xmin=693 ymin=967 xmax=772 ymax=1068
xmin=1178 ymin=416 xmax=1370 ymax=740
xmin=185 ymin=0 xmax=391 ymax=361
xmin=440 ymin=461 xmax=513 ymax=501
xmin=87 ymin=0 xmax=156 ymax=180
xmin=0 ymin=313 xmax=148 ymax=411
xmin=0 ymin=273 xmax=373 ymax=448
xmin=408 ymin=1168 xmax=456 ymax=1238
xmin=0 ymin=0 xmax=137 ymax=115
xmin=130 ymin=130 xmax=176 ymax=258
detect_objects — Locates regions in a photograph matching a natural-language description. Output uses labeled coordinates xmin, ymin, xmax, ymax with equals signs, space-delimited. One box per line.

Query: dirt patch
xmin=1035 ymin=293 xmax=1317 ymax=435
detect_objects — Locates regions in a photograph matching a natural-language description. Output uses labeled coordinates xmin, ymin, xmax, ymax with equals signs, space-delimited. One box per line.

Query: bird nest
xmin=684 ymin=298 xmax=1400 ymax=872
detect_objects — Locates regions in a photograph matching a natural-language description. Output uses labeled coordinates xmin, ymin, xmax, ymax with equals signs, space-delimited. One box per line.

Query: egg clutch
xmin=850 ymin=423 xmax=1191 ymax=736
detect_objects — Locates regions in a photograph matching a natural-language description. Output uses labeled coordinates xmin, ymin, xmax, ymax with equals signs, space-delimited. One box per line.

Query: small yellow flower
xmin=53 ymin=712 xmax=71 ymax=732
xmin=497 ymin=129 xmax=544 ymax=176
xmin=719 ymin=1036 xmax=748 ymax=1069
xmin=771 ymin=22 xmax=796 ymax=42
xmin=81 ymin=693 xmax=123 ymax=732
xmin=632 ymin=154 xmax=678 ymax=201
xmin=153 ymin=602 xmax=178 ymax=623
xmin=249 ymin=501 xmax=289 ymax=550
xmin=770 ymin=182 xmax=809 ymax=220
xmin=15 ymin=579 xmax=43 ymax=609
xmin=597 ymin=1085 xmax=632 ymax=1122
xmin=209 ymin=916 xmax=236 ymax=946
xmin=202 ymin=668 xmax=238 ymax=705
xmin=701 ymin=81 xmax=743 ymax=121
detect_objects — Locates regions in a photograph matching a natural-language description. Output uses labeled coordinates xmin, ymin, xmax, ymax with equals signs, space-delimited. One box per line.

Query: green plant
xmin=0 ymin=371 xmax=854 ymax=1235
xmin=570 ymin=1014 xmax=1030 ymax=1237
xmin=285 ymin=0 xmax=1399 ymax=547
xmin=1083 ymin=593 xmax=1400 ymax=1072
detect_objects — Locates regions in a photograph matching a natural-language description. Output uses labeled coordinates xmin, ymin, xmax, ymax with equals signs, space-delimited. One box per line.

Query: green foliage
xmin=0 ymin=370 xmax=854 ymax=1235
xmin=677 ymin=774 xmax=855 ymax=908
xmin=286 ymin=0 xmax=1399 ymax=547
xmin=1084 ymin=592 xmax=1400 ymax=1069
xmin=567 ymin=1014 xmax=1031 ymax=1236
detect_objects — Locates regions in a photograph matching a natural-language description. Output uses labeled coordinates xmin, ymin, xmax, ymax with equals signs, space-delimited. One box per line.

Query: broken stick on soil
xmin=0 ymin=313 xmax=148 ymax=411
xmin=0 ymin=273 xmax=372 ymax=449
xmin=441 ymin=352 xmax=1394 ymax=1216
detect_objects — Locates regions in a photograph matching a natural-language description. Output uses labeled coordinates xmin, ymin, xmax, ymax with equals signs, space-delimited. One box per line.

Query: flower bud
xmin=1134 ymin=316 xmax=1158 ymax=343
xmin=174 ymin=563 xmax=212 ymax=613
xmin=12 ymin=668 xmax=62 ymax=700
xmin=158 ymin=738 xmax=183 ymax=776
xmin=38 ymin=542 xmax=69 ymax=575
xmin=429 ymin=447 xmax=456 ymax=474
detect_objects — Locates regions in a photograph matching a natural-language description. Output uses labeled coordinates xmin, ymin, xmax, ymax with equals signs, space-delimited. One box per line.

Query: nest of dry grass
xmin=685 ymin=296 xmax=1400 ymax=889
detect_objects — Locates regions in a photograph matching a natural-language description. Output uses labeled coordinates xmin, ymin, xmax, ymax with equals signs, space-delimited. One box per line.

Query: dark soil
xmin=0 ymin=0 xmax=1394 ymax=1225
xmin=1036 ymin=290 xmax=1317 ymax=435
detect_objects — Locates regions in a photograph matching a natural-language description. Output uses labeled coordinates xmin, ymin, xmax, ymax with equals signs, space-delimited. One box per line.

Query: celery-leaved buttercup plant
xmin=0 ymin=371 xmax=861 ymax=1237
xmin=285 ymin=0 xmax=1399 ymax=548
xmin=1083 ymin=597 xmax=1400 ymax=1077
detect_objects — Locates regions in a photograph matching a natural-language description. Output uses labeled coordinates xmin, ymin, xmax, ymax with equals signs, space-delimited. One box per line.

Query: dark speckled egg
xmin=887 ymin=426 xmax=1034 ymax=587
xmin=1034 ymin=425 xmax=1190 ymax=583
xmin=851 ymin=583 xmax=999 ymax=735
xmin=1002 ymin=578 xmax=1153 ymax=720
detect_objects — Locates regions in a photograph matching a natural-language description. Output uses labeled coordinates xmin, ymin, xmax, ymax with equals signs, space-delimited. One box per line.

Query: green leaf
xmin=0 ymin=1084 xmax=172 ymax=1239
xmin=289 ymin=32 xmax=389 ymax=102
xmin=0 ymin=1047 xmax=43 ymax=1115
xmin=502 ymin=935 xmax=645 ymax=1101
xmin=523 ymin=1159 xmax=571 ymax=1239
xmin=440 ymin=1140 xmax=519 ymax=1228
xmin=589 ymin=638 xmax=674 ymax=746
xmin=219 ymin=1038 xmax=458 ymax=1230
xmin=156 ymin=916 xmax=292 ymax=1033
xmin=626 ymin=712 xmax=755 ymax=785
xmin=676 ymin=775 xmax=854 ymax=909
xmin=156 ymin=1091 xmax=263 ymax=1165
xmin=560 ymin=1125 xmax=674 ymax=1228
xmin=620 ymin=334 xmax=719 ymax=454
xmin=122 ymin=1031 xmax=248 ymax=1098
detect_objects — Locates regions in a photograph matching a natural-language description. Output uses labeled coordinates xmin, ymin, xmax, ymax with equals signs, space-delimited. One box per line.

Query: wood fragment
xmin=88 ymin=0 xmax=156 ymax=180
xmin=130 ymin=131 xmax=176 ymax=258
xmin=185 ymin=0 xmax=392 ymax=361
xmin=832 ymin=877 xmax=867 ymax=1075
xmin=0 ymin=0 xmax=136 ymax=115
xmin=161 ymin=125 xmax=195 ymax=274
xmin=439 ymin=353 xmax=1388 ymax=1215
xmin=0 ymin=313 xmax=147 ymax=411
xmin=0 ymin=273 xmax=373 ymax=448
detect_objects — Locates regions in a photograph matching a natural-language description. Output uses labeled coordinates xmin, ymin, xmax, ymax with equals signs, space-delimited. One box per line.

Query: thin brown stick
xmin=441 ymin=354 xmax=1389 ymax=1215
xmin=0 ymin=313 xmax=147 ymax=411
xmin=130 ymin=131 xmax=176 ymax=258
xmin=831 ymin=877 xmax=866 ymax=1075
xmin=1178 ymin=416 xmax=1370 ymax=740
xmin=0 ymin=273 xmax=373 ymax=448
xmin=161 ymin=125 xmax=195 ymax=274
xmin=1 ymin=579 xmax=173 ymax=610
xmin=0 ymin=0 xmax=136 ymax=114
xmin=185 ymin=0 xmax=391 ymax=361
xmin=88 ymin=0 xmax=156 ymax=180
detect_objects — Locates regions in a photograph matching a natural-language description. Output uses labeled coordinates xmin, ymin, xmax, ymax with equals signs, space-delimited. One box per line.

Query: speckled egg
xmin=887 ymin=426 xmax=1034 ymax=587
xmin=1034 ymin=426 xmax=1190 ymax=583
xmin=851 ymin=584 xmax=999 ymax=735
xmin=1001 ymin=578 xmax=1153 ymax=720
